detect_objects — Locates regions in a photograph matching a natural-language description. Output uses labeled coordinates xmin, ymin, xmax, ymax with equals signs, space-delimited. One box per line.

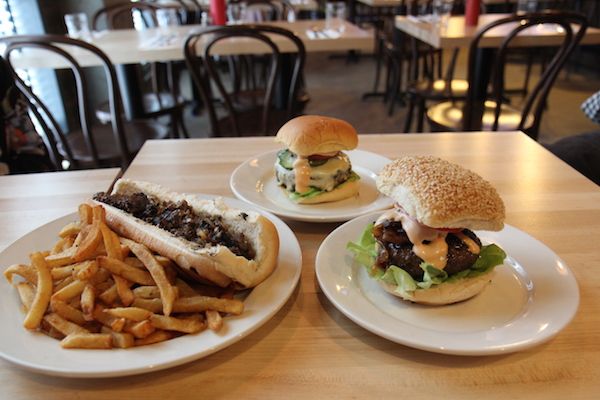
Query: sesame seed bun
xmin=376 ymin=156 xmax=505 ymax=231
xmin=275 ymin=115 xmax=358 ymax=156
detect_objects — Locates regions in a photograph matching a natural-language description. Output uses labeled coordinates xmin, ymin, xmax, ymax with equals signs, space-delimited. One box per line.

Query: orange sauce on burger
xmin=375 ymin=207 xmax=480 ymax=269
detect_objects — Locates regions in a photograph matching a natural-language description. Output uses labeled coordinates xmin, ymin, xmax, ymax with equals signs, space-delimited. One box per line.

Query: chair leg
xmin=415 ymin=99 xmax=426 ymax=133
xmin=387 ymin=72 xmax=400 ymax=116
xmin=176 ymin=113 xmax=190 ymax=138
xmin=403 ymin=95 xmax=415 ymax=133
xmin=387 ymin=55 xmax=404 ymax=116
xmin=372 ymin=39 xmax=384 ymax=93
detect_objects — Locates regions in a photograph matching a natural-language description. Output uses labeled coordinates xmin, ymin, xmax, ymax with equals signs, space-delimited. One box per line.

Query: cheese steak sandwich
xmin=347 ymin=156 xmax=507 ymax=305
xmin=89 ymin=179 xmax=279 ymax=289
xmin=274 ymin=115 xmax=360 ymax=204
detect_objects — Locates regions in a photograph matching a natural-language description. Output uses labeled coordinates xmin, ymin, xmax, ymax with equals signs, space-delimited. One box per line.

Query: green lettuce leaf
xmin=289 ymin=170 xmax=360 ymax=200
xmin=346 ymin=223 xmax=507 ymax=295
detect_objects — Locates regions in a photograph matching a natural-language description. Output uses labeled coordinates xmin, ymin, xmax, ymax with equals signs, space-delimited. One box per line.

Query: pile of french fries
xmin=4 ymin=203 xmax=244 ymax=349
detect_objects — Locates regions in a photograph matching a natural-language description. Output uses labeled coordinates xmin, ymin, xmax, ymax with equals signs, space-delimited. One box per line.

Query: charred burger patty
xmin=274 ymin=149 xmax=355 ymax=193
xmin=372 ymin=220 xmax=481 ymax=280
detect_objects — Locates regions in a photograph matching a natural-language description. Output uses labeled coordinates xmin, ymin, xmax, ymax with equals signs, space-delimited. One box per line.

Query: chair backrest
xmin=92 ymin=1 xmax=184 ymax=124
xmin=0 ymin=34 xmax=132 ymax=168
xmin=183 ymin=24 xmax=306 ymax=137
xmin=91 ymin=2 xmax=166 ymax=31
xmin=462 ymin=11 xmax=588 ymax=139
xmin=174 ymin=0 xmax=204 ymax=25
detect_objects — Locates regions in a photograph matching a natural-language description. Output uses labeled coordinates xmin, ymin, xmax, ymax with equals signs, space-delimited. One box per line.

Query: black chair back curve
xmin=183 ymin=24 xmax=306 ymax=137
xmin=461 ymin=11 xmax=587 ymax=138
xmin=91 ymin=2 xmax=163 ymax=31
xmin=0 ymin=34 xmax=170 ymax=169
xmin=463 ymin=12 xmax=588 ymax=137
xmin=92 ymin=1 xmax=190 ymax=139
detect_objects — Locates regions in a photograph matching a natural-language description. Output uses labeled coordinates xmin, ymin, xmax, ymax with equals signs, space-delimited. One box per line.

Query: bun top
xmin=376 ymin=156 xmax=505 ymax=231
xmin=275 ymin=115 xmax=358 ymax=156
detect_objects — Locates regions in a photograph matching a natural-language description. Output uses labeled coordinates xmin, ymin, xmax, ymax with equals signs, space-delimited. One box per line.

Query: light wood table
xmin=9 ymin=20 xmax=374 ymax=70
xmin=394 ymin=12 xmax=600 ymax=48
xmin=1 ymin=132 xmax=599 ymax=398
xmin=0 ymin=168 xmax=122 ymax=253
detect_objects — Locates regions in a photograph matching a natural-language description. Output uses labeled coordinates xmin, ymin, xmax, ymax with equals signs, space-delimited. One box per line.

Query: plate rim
xmin=316 ymin=211 xmax=580 ymax=356
xmin=229 ymin=149 xmax=395 ymax=223
xmin=0 ymin=195 xmax=302 ymax=377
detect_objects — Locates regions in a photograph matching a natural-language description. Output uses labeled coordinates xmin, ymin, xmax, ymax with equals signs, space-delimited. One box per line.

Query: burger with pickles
xmin=274 ymin=115 xmax=360 ymax=204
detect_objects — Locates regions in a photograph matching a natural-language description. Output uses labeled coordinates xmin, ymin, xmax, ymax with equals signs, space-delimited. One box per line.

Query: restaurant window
xmin=0 ymin=0 xmax=14 ymax=37
xmin=0 ymin=0 xmax=70 ymax=133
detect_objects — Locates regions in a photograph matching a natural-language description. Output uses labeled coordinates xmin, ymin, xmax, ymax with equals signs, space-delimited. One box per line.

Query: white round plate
xmin=316 ymin=212 xmax=580 ymax=356
xmin=230 ymin=149 xmax=394 ymax=223
xmin=0 ymin=196 xmax=301 ymax=377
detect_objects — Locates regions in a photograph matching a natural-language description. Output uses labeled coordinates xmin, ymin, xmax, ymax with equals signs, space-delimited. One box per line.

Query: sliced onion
xmin=395 ymin=203 xmax=463 ymax=233
xmin=308 ymin=151 xmax=339 ymax=160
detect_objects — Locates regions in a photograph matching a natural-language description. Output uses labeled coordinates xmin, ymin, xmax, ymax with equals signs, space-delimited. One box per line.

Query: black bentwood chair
xmin=0 ymin=34 xmax=170 ymax=169
xmin=183 ymin=24 xmax=306 ymax=137
xmin=425 ymin=11 xmax=588 ymax=140
xmin=91 ymin=1 xmax=190 ymax=138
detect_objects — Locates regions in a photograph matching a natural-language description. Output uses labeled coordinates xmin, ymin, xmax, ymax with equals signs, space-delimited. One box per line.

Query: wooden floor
xmin=180 ymin=48 xmax=600 ymax=145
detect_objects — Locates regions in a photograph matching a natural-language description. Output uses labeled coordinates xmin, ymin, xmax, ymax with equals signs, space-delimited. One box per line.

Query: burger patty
xmin=93 ymin=192 xmax=255 ymax=260
xmin=274 ymin=150 xmax=353 ymax=192
xmin=371 ymin=220 xmax=481 ymax=280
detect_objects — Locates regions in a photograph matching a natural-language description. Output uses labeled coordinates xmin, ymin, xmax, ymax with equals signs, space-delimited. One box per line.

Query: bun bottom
xmin=280 ymin=180 xmax=359 ymax=205
xmin=377 ymin=270 xmax=495 ymax=306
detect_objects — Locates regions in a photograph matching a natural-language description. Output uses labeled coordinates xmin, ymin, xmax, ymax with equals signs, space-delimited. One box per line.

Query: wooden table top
xmin=395 ymin=12 xmax=600 ymax=48
xmin=356 ymin=0 xmax=518 ymax=6
xmin=1 ymin=132 xmax=600 ymax=398
xmin=9 ymin=19 xmax=373 ymax=70
xmin=0 ymin=168 xmax=122 ymax=253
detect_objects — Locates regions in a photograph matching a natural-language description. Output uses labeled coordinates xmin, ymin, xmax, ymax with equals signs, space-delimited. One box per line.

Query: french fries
xmin=4 ymin=203 xmax=245 ymax=350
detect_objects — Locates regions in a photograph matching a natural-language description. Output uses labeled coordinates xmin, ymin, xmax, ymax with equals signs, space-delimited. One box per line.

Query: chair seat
xmin=61 ymin=120 xmax=170 ymax=167
xmin=230 ymin=89 xmax=267 ymax=112
xmin=426 ymin=100 xmax=535 ymax=132
xmin=407 ymin=78 xmax=469 ymax=101
xmin=96 ymin=92 xmax=186 ymax=122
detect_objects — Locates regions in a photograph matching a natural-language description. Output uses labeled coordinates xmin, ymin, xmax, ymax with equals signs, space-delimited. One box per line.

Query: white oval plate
xmin=316 ymin=212 xmax=580 ymax=356
xmin=0 ymin=196 xmax=302 ymax=377
xmin=230 ymin=149 xmax=394 ymax=223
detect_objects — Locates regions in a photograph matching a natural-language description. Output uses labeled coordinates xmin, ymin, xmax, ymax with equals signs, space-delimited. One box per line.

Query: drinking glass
xmin=325 ymin=2 xmax=346 ymax=33
xmin=517 ymin=0 xmax=538 ymax=15
xmin=432 ymin=0 xmax=454 ymax=28
xmin=156 ymin=8 xmax=179 ymax=35
xmin=64 ymin=13 xmax=92 ymax=41
xmin=227 ymin=2 xmax=247 ymax=25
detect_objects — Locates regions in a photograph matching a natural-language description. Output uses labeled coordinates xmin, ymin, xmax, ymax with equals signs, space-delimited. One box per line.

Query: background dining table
xmin=1 ymin=131 xmax=599 ymax=398
xmin=394 ymin=12 xmax=600 ymax=49
xmin=7 ymin=18 xmax=374 ymax=121
xmin=8 ymin=19 xmax=374 ymax=70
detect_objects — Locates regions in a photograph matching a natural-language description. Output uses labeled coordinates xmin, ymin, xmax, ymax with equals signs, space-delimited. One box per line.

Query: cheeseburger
xmin=274 ymin=115 xmax=360 ymax=204
xmin=347 ymin=156 xmax=507 ymax=305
